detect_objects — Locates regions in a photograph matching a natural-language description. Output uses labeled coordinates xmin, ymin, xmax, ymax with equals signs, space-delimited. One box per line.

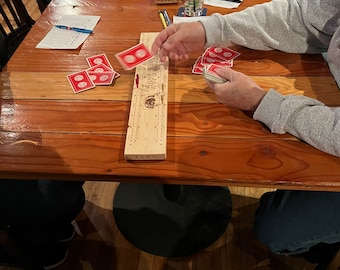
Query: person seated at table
xmin=151 ymin=0 xmax=340 ymax=269
xmin=0 ymin=179 xmax=85 ymax=269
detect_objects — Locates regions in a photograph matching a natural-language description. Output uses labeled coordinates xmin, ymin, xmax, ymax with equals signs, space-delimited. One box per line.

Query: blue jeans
xmin=254 ymin=190 xmax=340 ymax=255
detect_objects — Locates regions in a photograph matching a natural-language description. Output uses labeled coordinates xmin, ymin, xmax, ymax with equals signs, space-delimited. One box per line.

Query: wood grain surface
xmin=1 ymin=0 xmax=340 ymax=190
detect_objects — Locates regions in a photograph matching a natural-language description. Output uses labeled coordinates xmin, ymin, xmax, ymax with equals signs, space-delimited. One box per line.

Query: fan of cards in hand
xmin=192 ymin=46 xmax=240 ymax=84
xmin=67 ymin=53 xmax=120 ymax=94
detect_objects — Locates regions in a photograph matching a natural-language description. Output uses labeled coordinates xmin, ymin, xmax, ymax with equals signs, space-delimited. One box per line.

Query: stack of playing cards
xmin=115 ymin=43 xmax=153 ymax=70
xmin=203 ymin=64 xmax=228 ymax=84
xmin=192 ymin=46 xmax=240 ymax=83
xmin=67 ymin=53 xmax=120 ymax=94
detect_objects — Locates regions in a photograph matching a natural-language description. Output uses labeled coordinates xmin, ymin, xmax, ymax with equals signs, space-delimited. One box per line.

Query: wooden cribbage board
xmin=124 ymin=32 xmax=169 ymax=160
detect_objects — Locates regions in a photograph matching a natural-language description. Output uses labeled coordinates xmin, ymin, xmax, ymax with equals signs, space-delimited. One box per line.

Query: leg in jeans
xmin=0 ymin=179 xmax=85 ymax=262
xmin=254 ymin=190 xmax=340 ymax=255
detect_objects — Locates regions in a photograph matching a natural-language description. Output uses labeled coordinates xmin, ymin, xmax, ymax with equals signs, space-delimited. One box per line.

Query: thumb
xmin=214 ymin=67 xmax=234 ymax=81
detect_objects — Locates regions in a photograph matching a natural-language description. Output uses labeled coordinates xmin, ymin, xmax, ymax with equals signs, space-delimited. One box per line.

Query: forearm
xmin=200 ymin=0 xmax=330 ymax=53
xmin=254 ymin=90 xmax=340 ymax=157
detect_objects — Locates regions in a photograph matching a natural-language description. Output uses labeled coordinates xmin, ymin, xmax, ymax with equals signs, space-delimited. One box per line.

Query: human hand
xmin=151 ymin=22 xmax=206 ymax=62
xmin=207 ymin=67 xmax=267 ymax=112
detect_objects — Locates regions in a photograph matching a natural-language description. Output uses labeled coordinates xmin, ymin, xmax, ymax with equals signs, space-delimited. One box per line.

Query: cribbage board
xmin=124 ymin=32 xmax=169 ymax=160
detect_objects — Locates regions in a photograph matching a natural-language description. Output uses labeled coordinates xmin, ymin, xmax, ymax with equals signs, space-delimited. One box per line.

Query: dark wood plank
xmin=0 ymin=131 xmax=339 ymax=191
xmin=0 ymin=100 xmax=283 ymax=138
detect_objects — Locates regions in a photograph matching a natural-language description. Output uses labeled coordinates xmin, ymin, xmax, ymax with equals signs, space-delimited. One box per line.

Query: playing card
xmin=115 ymin=43 xmax=153 ymax=70
xmin=86 ymin=54 xmax=113 ymax=70
xmin=202 ymin=49 xmax=228 ymax=63
xmin=203 ymin=64 xmax=227 ymax=84
xmin=113 ymin=71 xmax=121 ymax=79
xmin=200 ymin=55 xmax=221 ymax=65
xmin=67 ymin=70 xmax=96 ymax=93
xmin=192 ymin=56 xmax=205 ymax=74
xmin=206 ymin=46 xmax=240 ymax=61
xmin=88 ymin=71 xmax=115 ymax=85
xmin=200 ymin=56 xmax=233 ymax=67
xmin=87 ymin=63 xmax=113 ymax=73
xmin=193 ymin=47 xmax=240 ymax=82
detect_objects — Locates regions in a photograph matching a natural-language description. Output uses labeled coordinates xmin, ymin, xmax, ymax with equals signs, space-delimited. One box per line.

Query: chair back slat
xmin=0 ymin=0 xmax=35 ymax=69
xmin=5 ymin=0 xmax=22 ymax=27
xmin=0 ymin=24 xmax=6 ymax=37
xmin=0 ymin=5 xmax=16 ymax=34
xmin=10 ymin=0 xmax=35 ymax=25
xmin=0 ymin=0 xmax=35 ymax=36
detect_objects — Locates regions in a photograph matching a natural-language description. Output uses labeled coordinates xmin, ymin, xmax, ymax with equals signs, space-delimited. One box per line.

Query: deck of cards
xmin=115 ymin=43 xmax=153 ymax=70
xmin=192 ymin=46 xmax=240 ymax=83
xmin=67 ymin=53 xmax=120 ymax=94
xmin=203 ymin=64 xmax=228 ymax=84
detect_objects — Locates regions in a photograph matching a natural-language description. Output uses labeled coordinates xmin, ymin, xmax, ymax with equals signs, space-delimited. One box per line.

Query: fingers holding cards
xmin=203 ymin=64 xmax=228 ymax=84
xmin=192 ymin=46 xmax=240 ymax=84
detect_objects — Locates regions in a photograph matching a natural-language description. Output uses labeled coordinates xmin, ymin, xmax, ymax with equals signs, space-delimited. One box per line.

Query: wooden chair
xmin=0 ymin=0 xmax=35 ymax=69
xmin=35 ymin=0 xmax=50 ymax=12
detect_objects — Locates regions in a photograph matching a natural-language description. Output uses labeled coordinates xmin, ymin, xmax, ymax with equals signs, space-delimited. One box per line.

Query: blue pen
xmin=162 ymin=9 xmax=172 ymax=26
xmin=55 ymin=25 xmax=93 ymax=34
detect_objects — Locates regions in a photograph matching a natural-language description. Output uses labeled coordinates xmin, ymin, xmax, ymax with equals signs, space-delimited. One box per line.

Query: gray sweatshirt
xmin=200 ymin=0 xmax=340 ymax=157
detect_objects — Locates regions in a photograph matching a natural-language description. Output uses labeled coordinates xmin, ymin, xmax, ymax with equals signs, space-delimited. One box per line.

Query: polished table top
xmin=1 ymin=0 xmax=340 ymax=190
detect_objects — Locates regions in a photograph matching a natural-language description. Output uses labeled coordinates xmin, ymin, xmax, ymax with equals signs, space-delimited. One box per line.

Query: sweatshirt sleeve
xmin=200 ymin=0 xmax=336 ymax=53
xmin=253 ymin=89 xmax=340 ymax=157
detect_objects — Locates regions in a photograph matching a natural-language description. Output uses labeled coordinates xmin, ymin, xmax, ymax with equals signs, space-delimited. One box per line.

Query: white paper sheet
xmin=36 ymin=15 xmax=100 ymax=49
xmin=173 ymin=15 xmax=210 ymax=24
xmin=204 ymin=0 xmax=242 ymax=9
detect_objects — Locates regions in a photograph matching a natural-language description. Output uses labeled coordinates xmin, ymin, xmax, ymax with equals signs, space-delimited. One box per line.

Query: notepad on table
xmin=36 ymin=15 xmax=100 ymax=49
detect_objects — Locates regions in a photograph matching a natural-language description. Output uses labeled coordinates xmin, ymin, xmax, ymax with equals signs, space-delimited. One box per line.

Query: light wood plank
xmin=3 ymin=72 xmax=340 ymax=106
xmin=124 ymin=32 xmax=169 ymax=160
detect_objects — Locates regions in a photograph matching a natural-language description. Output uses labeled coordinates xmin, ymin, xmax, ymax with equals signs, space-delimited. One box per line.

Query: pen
xmin=158 ymin=10 xmax=167 ymax=29
xmin=55 ymin=25 xmax=93 ymax=34
xmin=224 ymin=0 xmax=242 ymax=3
xmin=162 ymin=9 xmax=171 ymax=26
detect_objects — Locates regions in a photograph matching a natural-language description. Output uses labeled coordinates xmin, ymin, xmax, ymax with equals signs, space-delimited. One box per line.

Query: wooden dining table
xmin=1 ymin=0 xmax=340 ymax=192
